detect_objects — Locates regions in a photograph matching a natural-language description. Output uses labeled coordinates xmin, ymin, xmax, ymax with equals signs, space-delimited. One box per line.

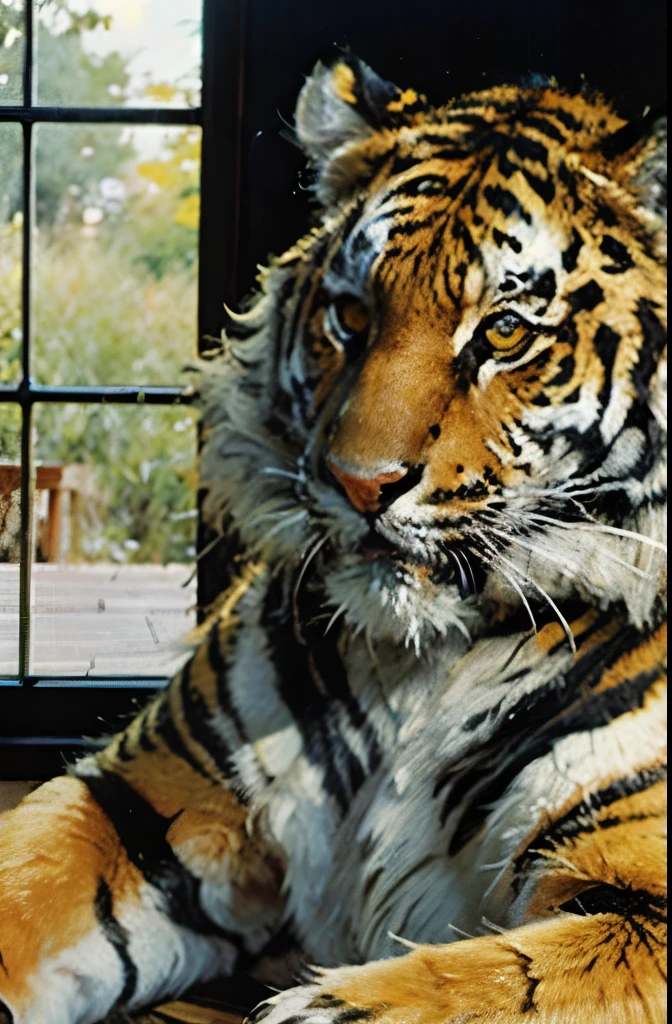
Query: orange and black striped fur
xmin=0 ymin=55 xmax=666 ymax=1023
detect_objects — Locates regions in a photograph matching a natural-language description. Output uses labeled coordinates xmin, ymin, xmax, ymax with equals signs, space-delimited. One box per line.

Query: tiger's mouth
xmin=356 ymin=526 xmax=484 ymax=598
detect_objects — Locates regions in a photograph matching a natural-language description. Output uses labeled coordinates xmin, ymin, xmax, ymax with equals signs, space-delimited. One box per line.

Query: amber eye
xmin=485 ymin=313 xmax=529 ymax=351
xmin=325 ymin=295 xmax=370 ymax=347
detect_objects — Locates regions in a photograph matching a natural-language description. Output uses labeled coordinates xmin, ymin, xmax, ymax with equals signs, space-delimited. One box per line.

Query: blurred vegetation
xmin=0 ymin=0 xmax=201 ymax=565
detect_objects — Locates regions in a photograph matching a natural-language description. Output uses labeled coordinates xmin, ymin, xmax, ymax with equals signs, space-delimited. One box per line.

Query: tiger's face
xmin=202 ymin=57 xmax=666 ymax=649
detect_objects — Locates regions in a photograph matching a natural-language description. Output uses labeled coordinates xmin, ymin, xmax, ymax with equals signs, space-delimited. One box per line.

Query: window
xmin=0 ymin=0 xmax=245 ymax=777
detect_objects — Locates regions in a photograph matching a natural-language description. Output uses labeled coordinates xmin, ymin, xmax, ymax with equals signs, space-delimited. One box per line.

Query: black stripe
xmin=633 ymin=299 xmax=667 ymax=401
xmin=447 ymin=662 xmax=663 ymax=854
xmin=551 ymin=353 xmax=575 ymax=387
xmin=545 ymin=106 xmax=583 ymax=132
xmin=482 ymin=183 xmax=532 ymax=224
xmin=493 ymin=227 xmax=522 ymax=253
xmin=95 ymin=877 xmax=138 ymax=1006
xmin=386 ymin=207 xmax=448 ymax=239
xmin=263 ymin=578 xmax=376 ymax=812
xmin=529 ymin=269 xmax=556 ymax=301
xmin=440 ymin=620 xmax=659 ymax=844
xmin=451 ymin=97 xmax=518 ymax=115
xmin=436 ymin=112 xmax=490 ymax=128
xmin=598 ymin=107 xmax=665 ymax=160
xmin=425 ymin=147 xmax=472 ymax=163
xmin=562 ymin=228 xmax=584 ymax=272
xmin=207 ymin=622 xmax=250 ymax=741
xmin=519 ymin=114 xmax=567 ymax=143
xmin=560 ymin=885 xmax=667 ymax=922
xmin=508 ymin=133 xmax=549 ymax=166
xmin=137 ymin=706 xmax=158 ymax=753
xmin=285 ymin=264 xmax=325 ymax=356
xmin=177 ymin=659 xmax=242 ymax=788
xmin=515 ymin=763 xmax=666 ymax=880
xmin=271 ymin=273 xmax=299 ymax=371
xmin=386 ymin=174 xmax=449 ymax=199
xmin=152 ymin=686 xmax=214 ymax=782
xmin=433 ymin=606 xmax=604 ymax=795
xmin=521 ymin=166 xmax=556 ymax=204
xmin=421 ymin=130 xmax=482 ymax=143
xmin=557 ymin=160 xmax=584 ymax=210
xmin=593 ymin=323 xmax=621 ymax=405
xmin=369 ymin=204 xmax=417 ymax=229
xmin=600 ymin=234 xmax=634 ymax=273
xmin=567 ymin=280 xmax=604 ymax=313
xmin=80 ymin=770 xmax=220 ymax=935
xmin=304 ymin=616 xmax=382 ymax=776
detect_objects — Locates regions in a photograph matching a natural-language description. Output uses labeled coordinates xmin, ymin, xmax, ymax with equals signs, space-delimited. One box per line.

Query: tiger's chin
xmin=321 ymin=543 xmax=481 ymax=656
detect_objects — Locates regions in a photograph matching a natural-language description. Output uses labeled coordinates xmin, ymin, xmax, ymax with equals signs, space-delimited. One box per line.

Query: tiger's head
xmin=202 ymin=56 xmax=667 ymax=651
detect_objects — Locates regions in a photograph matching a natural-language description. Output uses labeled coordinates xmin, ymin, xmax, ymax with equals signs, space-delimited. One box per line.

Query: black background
xmin=236 ymin=0 xmax=667 ymax=298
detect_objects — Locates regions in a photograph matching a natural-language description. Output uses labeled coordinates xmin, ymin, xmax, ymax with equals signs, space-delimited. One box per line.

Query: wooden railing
xmin=0 ymin=463 xmax=91 ymax=562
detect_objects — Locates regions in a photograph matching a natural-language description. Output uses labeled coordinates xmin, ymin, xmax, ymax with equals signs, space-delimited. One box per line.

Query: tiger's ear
xmin=295 ymin=55 xmax=425 ymax=198
xmin=602 ymin=111 xmax=667 ymax=225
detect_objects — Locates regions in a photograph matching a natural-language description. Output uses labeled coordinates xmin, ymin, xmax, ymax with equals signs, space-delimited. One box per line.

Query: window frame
xmin=0 ymin=0 xmax=247 ymax=777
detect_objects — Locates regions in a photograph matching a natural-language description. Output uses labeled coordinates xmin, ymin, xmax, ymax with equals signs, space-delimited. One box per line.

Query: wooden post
xmin=46 ymin=488 xmax=63 ymax=563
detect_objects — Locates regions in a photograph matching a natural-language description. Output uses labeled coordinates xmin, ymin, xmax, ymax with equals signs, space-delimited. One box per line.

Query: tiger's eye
xmin=338 ymin=298 xmax=369 ymax=335
xmin=485 ymin=314 xmax=528 ymax=351
xmin=326 ymin=296 xmax=370 ymax=346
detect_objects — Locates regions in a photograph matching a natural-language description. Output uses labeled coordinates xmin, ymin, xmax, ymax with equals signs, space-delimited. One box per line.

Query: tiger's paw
xmin=243 ymin=985 xmax=363 ymax=1024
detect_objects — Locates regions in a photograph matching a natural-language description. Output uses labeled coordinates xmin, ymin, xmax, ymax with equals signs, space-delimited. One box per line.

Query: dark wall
xmin=235 ymin=0 xmax=666 ymax=298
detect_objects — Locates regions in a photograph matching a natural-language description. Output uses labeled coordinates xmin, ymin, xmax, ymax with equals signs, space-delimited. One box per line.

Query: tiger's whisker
xmin=524 ymin=513 xmax=667 ymax=553
xmin=258 ymin=510 xmax=308 ymax=542
xmin=258 ymin=466 xmax=305 ymax=483
xmin=486 ymin=523 xmax=654 ymax=581
xmin=478 ymin=536 xmax=576 ymax=653
xmin=293 ymin=534 xmax=330 ymax=605
xmin=324 ymin=601 xmax=348 ymax=635
xmin=471 ymin=532 xmax=538 ymax=634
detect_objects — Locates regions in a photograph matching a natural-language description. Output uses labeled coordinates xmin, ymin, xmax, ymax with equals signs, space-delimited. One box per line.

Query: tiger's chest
xmin=220 ymin=582 xmax=664 ymax=972
xmin=235 ymin=616 xmax=664 ymax=972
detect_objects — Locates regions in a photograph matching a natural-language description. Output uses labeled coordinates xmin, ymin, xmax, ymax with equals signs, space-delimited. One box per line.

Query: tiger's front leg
xmin=248 ymin=768 xmax=667 ymax=1024
xmin=0 ymin=618 xmax=285 ymax=1024
xmin=248 ymin=910 xmax=666 ymax=1024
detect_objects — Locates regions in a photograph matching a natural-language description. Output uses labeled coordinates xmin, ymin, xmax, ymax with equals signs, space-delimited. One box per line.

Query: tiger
xmin=0 ymin=53 xmax=666 ymax=1024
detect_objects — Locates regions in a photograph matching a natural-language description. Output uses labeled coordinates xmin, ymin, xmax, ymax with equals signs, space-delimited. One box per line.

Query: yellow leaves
xmin=174 ymin=193 xmax=200 ymax=230
xmin=6 ymin=260 xmax=21 ymax=291
xmin=138 ymin=159 xmax=181 ymax=191
xmin=137 ymin=129 xmax=201 ymax=225
xmin=145 ymin=83 xmax=179 ymax=103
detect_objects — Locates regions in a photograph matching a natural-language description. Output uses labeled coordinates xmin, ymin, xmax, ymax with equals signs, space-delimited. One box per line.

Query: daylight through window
xmin=0 ymin=0 xmax=207 ymax=683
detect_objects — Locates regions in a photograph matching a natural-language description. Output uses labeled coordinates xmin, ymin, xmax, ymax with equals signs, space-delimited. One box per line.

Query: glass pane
xmin=31 ymin=402 xmax=197 ymax=676
xmin=0 ymin=403 xmax=22 ymax=676
xmin=37 ymin=0 xmax=202 ymax=108
xmin=0 ymin=122 xmax=22 ymax=386
xmin=0 ymin=0 xmax=24 ymax=105
xmin=33 ymin=122 xmax=200 ymax=386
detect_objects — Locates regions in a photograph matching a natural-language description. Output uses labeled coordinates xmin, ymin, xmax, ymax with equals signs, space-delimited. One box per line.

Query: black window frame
xmin=0 ymin=0 xmax=247 ymax=778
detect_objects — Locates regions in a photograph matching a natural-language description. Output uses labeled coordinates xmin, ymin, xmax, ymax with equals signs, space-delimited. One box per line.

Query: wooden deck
xmin=0 ymin=563 xmax=196 ymax=677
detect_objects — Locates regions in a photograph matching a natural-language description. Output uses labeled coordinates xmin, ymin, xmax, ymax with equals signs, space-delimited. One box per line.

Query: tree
xmin=0 ymin=2 xmax=201 ymax=565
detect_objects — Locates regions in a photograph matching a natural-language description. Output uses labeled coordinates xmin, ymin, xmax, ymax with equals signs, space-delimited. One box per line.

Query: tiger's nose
xmin=326 ymin=460 xmax=409 ymax=513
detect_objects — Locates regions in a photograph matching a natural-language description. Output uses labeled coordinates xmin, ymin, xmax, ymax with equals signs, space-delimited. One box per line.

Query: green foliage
xmin=35 ymin=402 xmax=198 ymax=565
xmin=0 ymin=218 xmax=22 ymax=385
xmin=0 ymin=403 xmax=21 ymax=463
xmin=1 ymin=2 xmax=131 ymax=222
xmin=33 ymin=227 xmax=198 ymax=386
xmin=0 ymin=2 xmax=202 ymax=565
xmin=0 ymin=0 xmax=26 ymax=104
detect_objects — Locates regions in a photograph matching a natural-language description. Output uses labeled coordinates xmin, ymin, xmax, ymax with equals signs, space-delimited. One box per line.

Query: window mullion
xmin=0 ymin=107 xmax=201 ymax=126
xmin=17 ymin=1 xmax=35 ymax=681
